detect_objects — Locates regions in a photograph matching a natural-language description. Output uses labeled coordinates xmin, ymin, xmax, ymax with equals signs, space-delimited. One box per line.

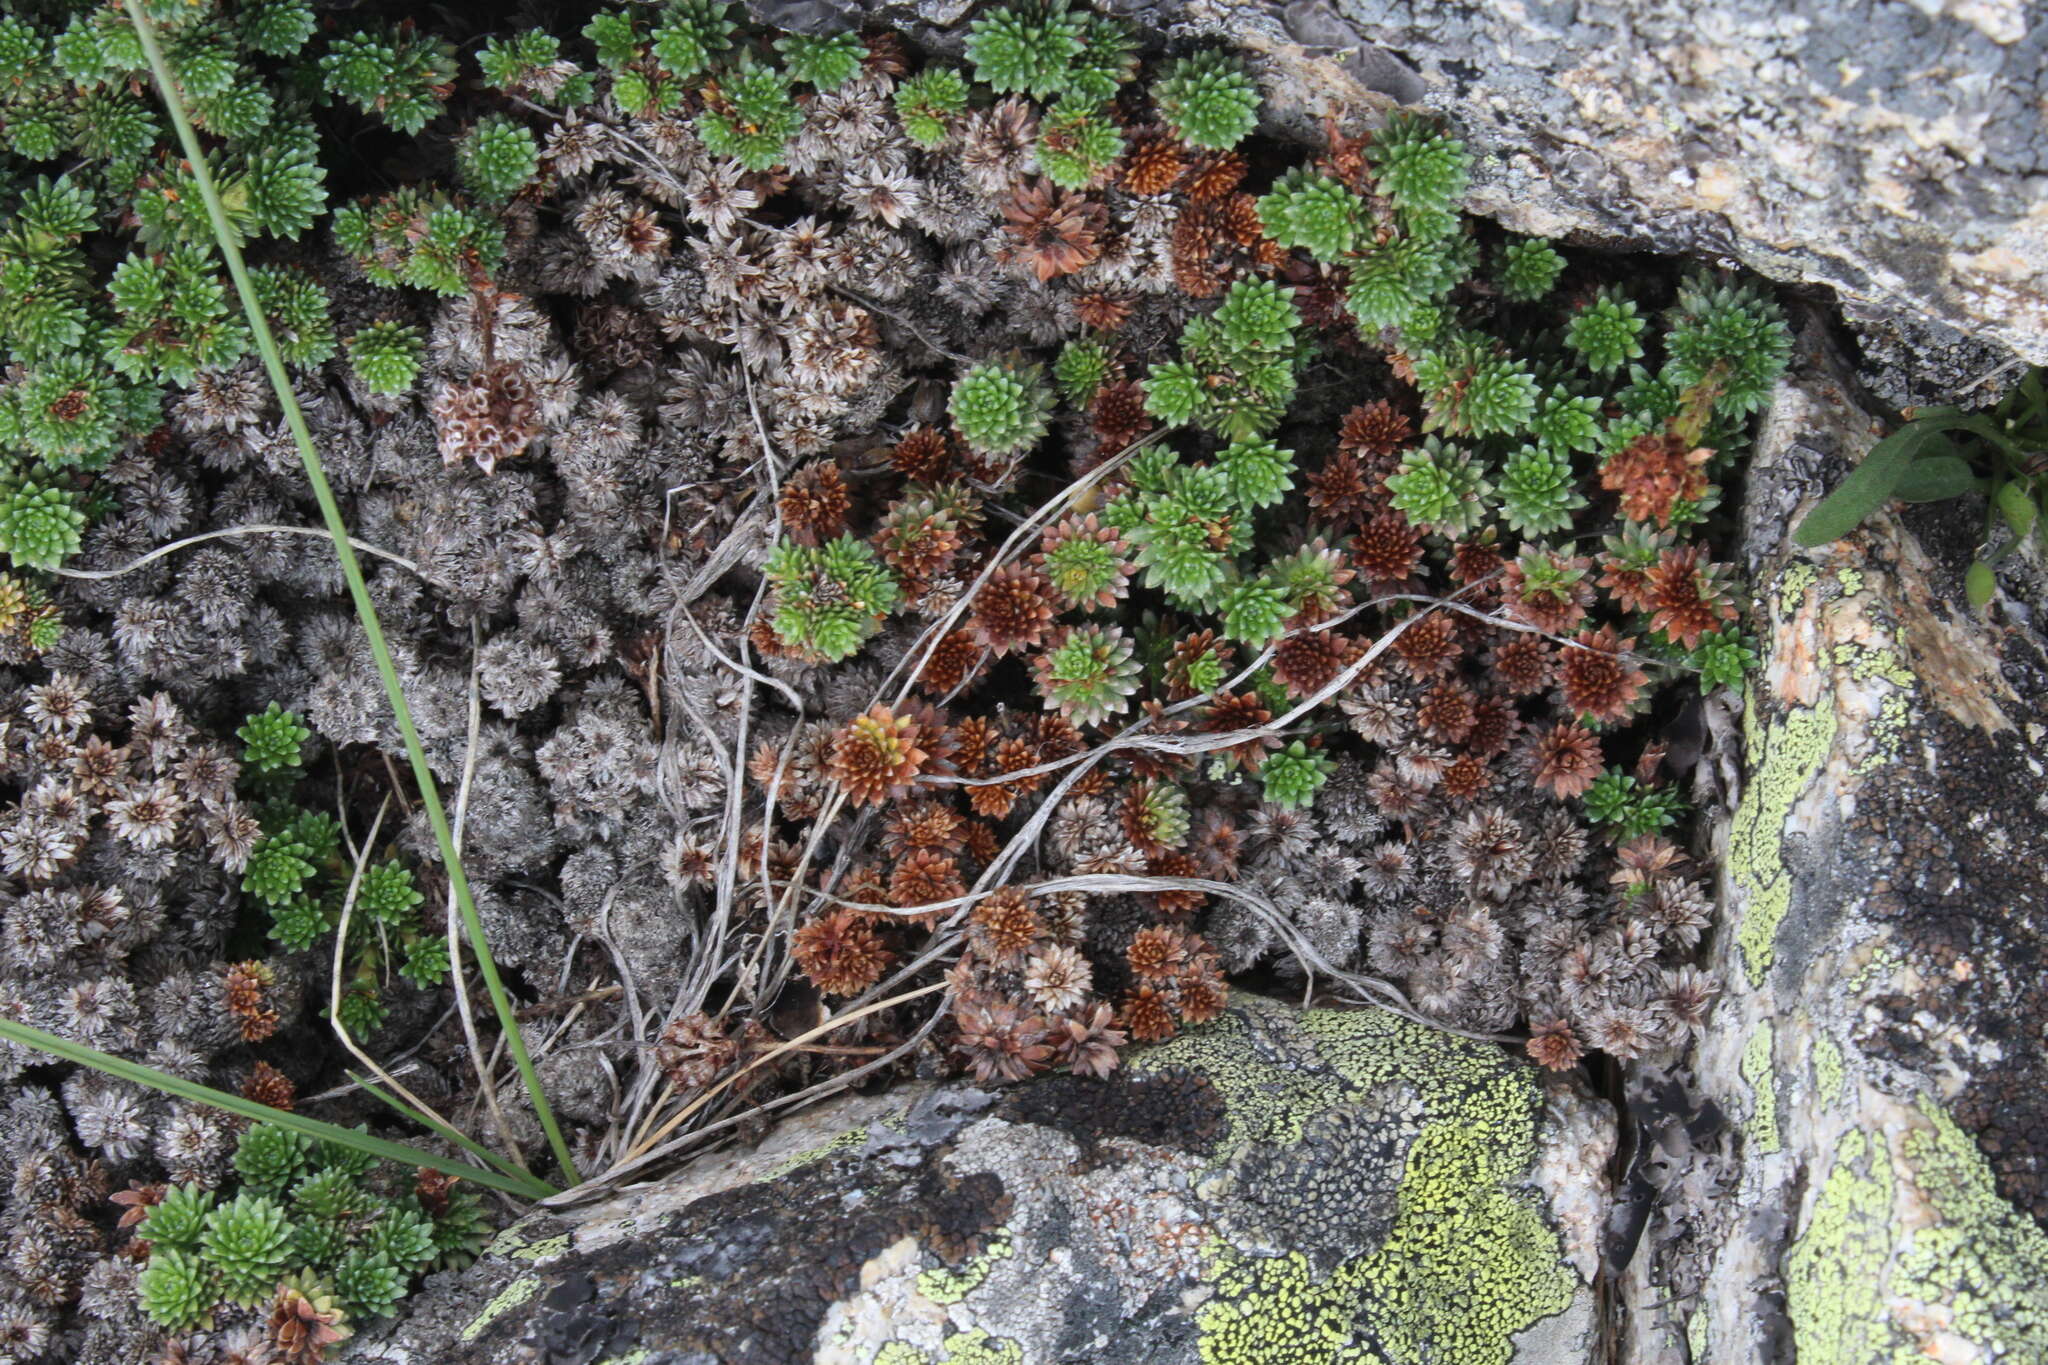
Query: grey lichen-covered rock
xmin=356 ymin=997 xmax=1609 ymax=1364
xmin=1619 ymin=330 xmax=2048 ymax=1363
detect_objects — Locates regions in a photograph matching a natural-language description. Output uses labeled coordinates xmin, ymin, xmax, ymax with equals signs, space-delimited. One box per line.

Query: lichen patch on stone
xmin=1739 ymin=1024 xmax=1781 ymax=1155
xmin=1786 ymin=1096 xmax=2048 ymax=1361
xmin=1785 ymin=1127 xmax=1895 ymax=1364
xmin=459 ymin=1275 xmax=542 ymax=1343
xmin=1729 ymin=690 xmax=1837 ymax=983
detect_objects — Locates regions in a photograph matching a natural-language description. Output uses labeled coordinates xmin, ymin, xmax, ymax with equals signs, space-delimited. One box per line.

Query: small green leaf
xmin=1996 ymin=480 xmax=2037 ymax=537
xmin=1965 ymin=560 xmax=1995 ymax=610
xmin=1794 ymin=418 xmax=1979 ymax=547
xmin=1948 ymin=414 xmax=2031 ymax=459
xmin=1893 ymin=454 xmax=1979 ymax=502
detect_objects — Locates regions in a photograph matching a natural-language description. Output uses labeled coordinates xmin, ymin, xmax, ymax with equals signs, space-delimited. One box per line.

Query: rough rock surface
xmin=357 ymin=997 xmax=1611 ymax=1364
xmin=1245 ymin=0 xmax=2048 ymax=390
xmin=1617 ymin=327 xmax=2048 ymax=1363
xmin=1256 ymin=1 xmax=2044 ymax=390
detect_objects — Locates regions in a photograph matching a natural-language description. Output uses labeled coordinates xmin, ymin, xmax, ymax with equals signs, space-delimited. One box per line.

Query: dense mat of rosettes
xmin=0 ymin=0 xmax=1788 ymax=1356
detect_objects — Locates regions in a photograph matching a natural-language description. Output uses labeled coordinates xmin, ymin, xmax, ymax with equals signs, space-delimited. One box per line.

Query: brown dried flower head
xmin=654 ymin=1012 xmax=739 ymax=1092
xmin=1348 ymin=511 xmax=1423 ymax=586
xmin=1391 ymin=611 xmax=1463 ymax=680
xmin=1338 ymin=399 xmax=1415 ymax=461
xmin=1526 ymin=1019 xmax=1584 ymax=1071
xmin=1123 ymin=129 xmax=1186 ymax=194
xmin=109 ymin=1182 xmax=163 ymax=1230
xmin=241 ymin=1061 xmax=295 ymax=1112
xmin=1185 ymin=151 xmax=1248 ymax=203
xmin=224 ymin=960 xmax=279 ymax=1044
xmin=891 ymin=425 xmax=958 ymax=483
xmin=1199 ymin=691 xmax=1281 ymax=771
xmin=890 ymin=849 xmax=965 ymax=913
xmin=1127 ymin=925 xmax=1191 ymax=982
xmin=1557 ymin=627 xmax=1648 ymax=725
xmin=1600 ymin=429 xmax=1714 ymax=528
xmin=1018 ymin=944 xmax=1090 ymax=1015
xmin=882 ymin=801 xmax=966 ymax=858
xmin=1176 ymin=960 xmax=1228 ymax=1024
xmin=1414 ymin=681 xmax=1477 ymax=745
xmin=269 ymin=1275 xmax=352 ymax=1365
xmin=952 ymin=999 xmax=1052 ymax=1083
xmin=1528 ymin=721 xmax=1605 ymax=800
xmin=968 ymin=563 xmax=1059 ymax=656
xmin=1439 ymin=753 xmax=1491 ymax=802
xmin=915 ymin=629 xmax=985 ymax=697
xmin=1001 ymin=179 xmax=1107 ymax=282
xmin=1305 ymin=449 xmax=1381 ymax=529
xmin=1089 ymin=380 xmax=1151 ymax=453
xmin=1464 ymin=695 xmax=1520 ymax=758
xmin=1447 ymin=538 xmax=1506 ymax=596
xmin=432 ymin=361 xmax=540 ymax=474
xmin=1644 ymin=546 xmax=1740 ymax=650
xmin=1073 ymin=292 xmax=1135 ymax=332
xmin=1487 ymin=634 xmax=1553 ymax=697
xmin=1271 ymin=630 xmax=1356 ymax=700
xmin=828 ymin=704 xmax=938 ymax=805
xmin=1052 ymin=1002 xmax=1126 ymax=1077
xmin=778 ymin=461 xmax=850 ymax=547
xmin=970 ymin=886 xmax=1044 ymax=960
xmin=792 ymin=909 xmax=893 ymax=996
xmin=1144 ymin=850 xmax=1208 ymax=916
xmin=1120 ymin=983 xmax=1178 ymax=1042
xmin=1612 ymin=835 xmax=1688 ymax=888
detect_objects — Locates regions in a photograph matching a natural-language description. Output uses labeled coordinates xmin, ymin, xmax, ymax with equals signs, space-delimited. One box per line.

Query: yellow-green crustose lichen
xmin=1832 ymin=642 xmax=1914 ymax=689
xmin=935 ymin=1329 xmax=1025 ymax=1364
xmin=762 ymin=1124 xmax=870 ymax=1181
xmin=1134 ymin=1002 xmax=1576 ymax=1364
xmin=1729 ymin=691 xmax=1837 ymax=983
xmin=1892 ymin=1100 xmax=2048 ymax=1356
xmin=1784 ymin=1127 xmax=1894 ymax=1364
xmin=1848 ymin=940 xmax=1901 ymax=995
xmin=1740 ymin=1024 xmax=1781 ymax=1155
xmin=1191 ymin=1128 xmax=1572 ymax=1365
xmin=916 ymin=1232 xmax=1013 ymax=1305
xmin=1812 ymin=1033 xmax=1846 ymax=1107
xmin=508 ymin=1233 xmax=570 ymax=1263
xmin=1134 ymin=1007 xmax=1351 ymax=1157
xmin=1786 ymin=1097 xmax=2048 ymax=1361
xmin=874 ymin=1330 xmax=1027 ymax=1365
xmin=1857 ymin=690 xmax=1912 ymax=774
xmin=1732 ymin=567 xmax=1924 ymax=978
xmin=1777 ymin=562 xmax=1820 ymax=615
xmin=484 ymin=1220 xmax=554 ymax=1259
xmin=460 ymin=1275 xmax=542 ymax=1342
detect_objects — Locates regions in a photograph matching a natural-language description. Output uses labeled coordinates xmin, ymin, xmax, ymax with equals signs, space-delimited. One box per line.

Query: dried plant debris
xmin=0 ymin=0 xmax=1790 ymax=1355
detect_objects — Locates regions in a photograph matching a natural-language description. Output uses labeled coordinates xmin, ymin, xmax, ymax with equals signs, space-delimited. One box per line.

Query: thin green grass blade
xmin=0 ymin=1018 xmax=550 ymax=1198
xmin=121 ymin=0 xmax=581 ymax=1185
